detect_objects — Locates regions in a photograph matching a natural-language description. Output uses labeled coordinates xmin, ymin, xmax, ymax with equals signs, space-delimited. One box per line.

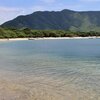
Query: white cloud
xmin=80 ymin=0 xmax=100 ymax=2
xmin=0 ymin=7 xmax=23 ymax=24
xmin=40 ymin=0 xmax=56 ymax=3
xmin=0 ymin=7 xmax=22 ymax=13
xmin=31 ymin=6 xmax=45 ymax=11
xmin=0 ymin=6 xmax=46 ymax=24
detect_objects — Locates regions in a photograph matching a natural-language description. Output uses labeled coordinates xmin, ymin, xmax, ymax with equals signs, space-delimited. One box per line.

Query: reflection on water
xmin=0 ymin=39 xmax=100 ymax=100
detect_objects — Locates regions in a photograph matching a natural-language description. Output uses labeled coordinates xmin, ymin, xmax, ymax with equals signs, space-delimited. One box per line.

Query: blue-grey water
xmin=0 ymin=39 xmax=100 ymax=100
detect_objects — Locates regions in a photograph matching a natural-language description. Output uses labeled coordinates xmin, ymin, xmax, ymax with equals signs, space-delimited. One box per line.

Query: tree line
xmin=0 ymin=27 xmax=100 ymax=38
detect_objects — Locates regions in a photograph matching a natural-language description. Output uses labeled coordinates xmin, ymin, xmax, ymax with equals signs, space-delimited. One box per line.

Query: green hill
xmin=1 ymin=9 xmax=100 ymax=32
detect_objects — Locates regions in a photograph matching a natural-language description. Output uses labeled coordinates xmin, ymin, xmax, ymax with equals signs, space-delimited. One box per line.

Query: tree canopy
xmin=0 ymin=27 xmax=100 ymax=39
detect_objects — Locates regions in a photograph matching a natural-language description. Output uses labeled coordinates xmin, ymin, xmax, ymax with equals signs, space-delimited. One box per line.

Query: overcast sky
xmin=0 ymin=0 xmax=100 ymax=24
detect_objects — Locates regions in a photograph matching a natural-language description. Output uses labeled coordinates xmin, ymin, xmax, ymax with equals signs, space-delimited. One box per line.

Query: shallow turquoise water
xmin=0 ymin=39 xmax=100 ymax=100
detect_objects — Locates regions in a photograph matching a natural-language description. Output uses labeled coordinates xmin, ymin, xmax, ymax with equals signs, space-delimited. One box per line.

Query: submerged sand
xmin=0 ymin=70 xmax=99 ymax=100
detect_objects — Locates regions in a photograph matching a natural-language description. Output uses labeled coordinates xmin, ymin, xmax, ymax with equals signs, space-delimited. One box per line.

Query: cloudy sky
xmin=0 ymin=0 xmax=100 ymax=24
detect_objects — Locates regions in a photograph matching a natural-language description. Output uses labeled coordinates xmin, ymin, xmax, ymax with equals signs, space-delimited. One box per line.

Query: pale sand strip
xmin=0 ymin=36 xmax=100 ymax=42
xmin=0 ymin=38 xmax=28 ymax=42
xmin=32 ymin=36 xmax=100 ymax=40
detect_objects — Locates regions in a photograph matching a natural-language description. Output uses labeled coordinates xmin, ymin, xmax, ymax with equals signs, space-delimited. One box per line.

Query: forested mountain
xmin=2 ymin=9 xmax=100 ymax=32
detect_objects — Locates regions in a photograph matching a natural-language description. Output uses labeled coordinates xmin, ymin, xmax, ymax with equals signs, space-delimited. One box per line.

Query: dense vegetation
xmin=2 ymin=9 xmax=100 ymax=32
xmin=0 ymin=27 xmax=100 ymax=38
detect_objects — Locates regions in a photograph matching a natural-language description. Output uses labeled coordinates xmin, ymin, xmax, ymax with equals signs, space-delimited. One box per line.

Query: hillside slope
xmin=1 ymin=9 xmax=100 ymax=32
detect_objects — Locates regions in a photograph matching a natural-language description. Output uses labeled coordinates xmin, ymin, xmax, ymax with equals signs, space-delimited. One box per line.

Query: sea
xmin=0 ymin=39 xmax=100 ymax=100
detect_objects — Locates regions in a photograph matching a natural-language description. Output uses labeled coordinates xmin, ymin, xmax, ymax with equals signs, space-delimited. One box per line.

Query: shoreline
xmin=0 ymin=36 xmax=100 ymax=41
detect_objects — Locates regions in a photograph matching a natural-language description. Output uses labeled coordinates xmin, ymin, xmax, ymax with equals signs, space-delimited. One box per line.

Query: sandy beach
xmin=0 ymin=36 xmax=100 ymax=42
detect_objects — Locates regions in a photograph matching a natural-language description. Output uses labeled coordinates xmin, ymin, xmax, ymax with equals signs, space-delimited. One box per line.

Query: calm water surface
xmin=0 ymin=39 xmax=100 ymax=100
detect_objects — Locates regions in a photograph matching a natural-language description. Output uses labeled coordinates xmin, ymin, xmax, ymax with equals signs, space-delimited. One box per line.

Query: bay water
xmin=0 ymin=39 xmax=100 ymax=100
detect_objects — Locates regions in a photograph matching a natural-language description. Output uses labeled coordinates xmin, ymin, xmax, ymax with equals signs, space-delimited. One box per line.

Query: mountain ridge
xmin=1 ymin=9 xmax=100 ymax=32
